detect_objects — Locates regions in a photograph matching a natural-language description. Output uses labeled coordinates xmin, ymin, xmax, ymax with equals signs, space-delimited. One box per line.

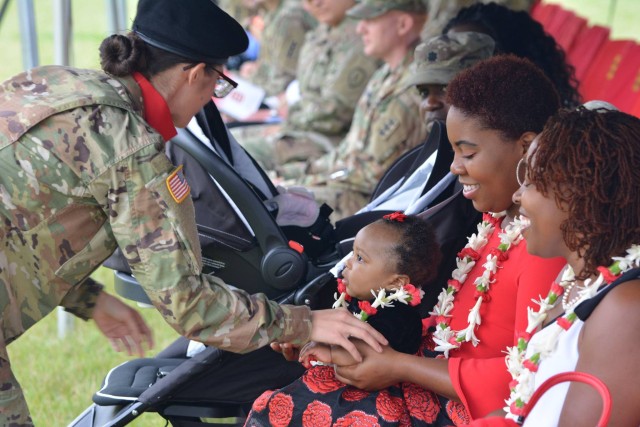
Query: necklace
xmin=332 ymin=278 xmax=423 ymax=322
xmin=430 ymin=212 xmax=526 ymax=357
xmin=560 ymin=280 xmax=581 ymax=311
xmin=504 ymin=245 xmax=640 ymax=420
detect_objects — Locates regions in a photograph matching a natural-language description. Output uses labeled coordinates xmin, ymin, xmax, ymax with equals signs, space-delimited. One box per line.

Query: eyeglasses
xmin=516 ymin=157 xmax=528 ymax=187
xmin=182 ymin=63 xmax=238 ymax=98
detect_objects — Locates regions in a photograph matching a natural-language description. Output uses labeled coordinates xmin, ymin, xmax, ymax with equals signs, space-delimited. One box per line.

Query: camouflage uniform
xmin=421 ymin=0 xmax=537 ymax=39
xmin=218 ymin=0 xmax=256 ymax=26
xmin=283 ymin=49 xmax=427 ymax=220
xmin=237 ymin=18 xmax=381 ymax=171
xmin=249 ymin=0 xmax=316 ymax=97
xmin=0 ymin=66 xmax=311 ymax=422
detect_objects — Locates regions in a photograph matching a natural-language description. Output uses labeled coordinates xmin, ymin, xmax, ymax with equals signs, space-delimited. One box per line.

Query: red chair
xmin=531 ymin=3 xmax=561 ymax=28
xmin=631 ymin=95 xmax=640 ymax=118
xmin=598 ymin=43 xmax=640 ymax=113
xmin=545 ymin=8 xmax=576 ymax=42
xmin=568 ymin=25 xmax=611 ymax=82
xmin=552 ymin=12 xmax=587 ymax=54
xmin=580 ymin=39 xmax=635 ymax=103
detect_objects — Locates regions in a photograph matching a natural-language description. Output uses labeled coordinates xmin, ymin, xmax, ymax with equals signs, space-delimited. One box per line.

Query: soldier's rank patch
xmin=166 ymin=165 xmax=190 ymax=203
xmin=379 ymin=118 xmax=400 ymax=138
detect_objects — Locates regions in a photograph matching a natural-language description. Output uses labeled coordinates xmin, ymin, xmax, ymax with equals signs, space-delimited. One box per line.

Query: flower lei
xmin=504 ymin=244 xmax=640 ymax=420
xmin=430 ymin=212 xmax=526 ymax=357
xmin=332 ymin=278 xmax=423 ymax=322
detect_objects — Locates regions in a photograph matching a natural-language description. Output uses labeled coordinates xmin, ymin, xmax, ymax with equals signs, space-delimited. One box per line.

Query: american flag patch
xmin=166 ymin=165 xmax=190 ymax=203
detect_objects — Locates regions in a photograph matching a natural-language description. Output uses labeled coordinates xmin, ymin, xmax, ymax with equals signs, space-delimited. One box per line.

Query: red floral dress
xmin=243 ymin=335 xmax=469 ymax=427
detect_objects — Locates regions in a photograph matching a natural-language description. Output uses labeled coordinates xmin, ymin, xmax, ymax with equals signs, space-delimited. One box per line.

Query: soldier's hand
xmin=92 ymin=291 xmax=154 ymax=357
xmin=270 ymin=341 xmax=301 ymax=361
xmin=309 ymin=308 xmax=388 ymax=362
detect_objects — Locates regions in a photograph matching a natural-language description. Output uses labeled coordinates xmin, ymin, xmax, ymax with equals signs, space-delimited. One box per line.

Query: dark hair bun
xmin=99 ymin=34 xmax=146 ymax=76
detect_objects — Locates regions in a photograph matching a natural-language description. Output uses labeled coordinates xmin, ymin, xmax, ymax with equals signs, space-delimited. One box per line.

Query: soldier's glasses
xmin=182 ymin=63 xmax=238 ymax=98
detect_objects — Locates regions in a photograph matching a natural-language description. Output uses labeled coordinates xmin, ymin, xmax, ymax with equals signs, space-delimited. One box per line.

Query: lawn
xmin=0 ymin=0 xmax=638 ymax=426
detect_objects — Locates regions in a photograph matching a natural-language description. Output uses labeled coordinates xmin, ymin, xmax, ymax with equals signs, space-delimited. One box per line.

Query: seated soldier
xmin=238 ymin=0 xmax=317 ymax=99
xmin=280 ymin=30 xmax=495 ymax=220
xmin=233 ymin=0 xmax=381 ymax=171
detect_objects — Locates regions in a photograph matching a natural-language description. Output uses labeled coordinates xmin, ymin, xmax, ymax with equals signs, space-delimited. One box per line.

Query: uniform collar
xmin=132 ymin=72 xmax=177 ymax=142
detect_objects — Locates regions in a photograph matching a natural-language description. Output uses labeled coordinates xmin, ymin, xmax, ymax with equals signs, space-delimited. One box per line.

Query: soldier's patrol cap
xmin=133 ymin=0 xmax=248 ymax=65
xmin=406 ymin=31 xmax=495 ymax=87
xmin=347 ymin=0 xmax=427 ymax=20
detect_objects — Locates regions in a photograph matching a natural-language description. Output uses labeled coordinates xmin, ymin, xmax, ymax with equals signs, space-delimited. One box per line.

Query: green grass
xmin=8 ymin=267 xmax=181 ymax=426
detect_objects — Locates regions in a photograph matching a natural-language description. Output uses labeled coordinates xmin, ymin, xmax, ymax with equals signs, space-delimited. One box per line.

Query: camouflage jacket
xmin=0 ymin=66 xmax=311 ymax=349
xmin=250 ymin=0 xmax=316 ymax=96
xmin=294 ymin=49 xmax=426 ymax=195
xmin=285 ymin=18 xmax=381 ymax=141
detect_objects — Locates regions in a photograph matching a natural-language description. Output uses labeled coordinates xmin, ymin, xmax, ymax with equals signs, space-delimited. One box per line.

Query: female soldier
xmin=0 ymin=1 xmax=385 ymax=424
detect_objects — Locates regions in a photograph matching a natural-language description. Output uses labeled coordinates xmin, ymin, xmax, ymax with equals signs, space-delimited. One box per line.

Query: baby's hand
xmin=299 ymin=341 xmax=333 ymax=368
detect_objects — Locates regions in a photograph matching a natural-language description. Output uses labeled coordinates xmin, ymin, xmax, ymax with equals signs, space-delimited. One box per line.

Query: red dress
xmin=244 ymin=220 xmax=565 ymax=426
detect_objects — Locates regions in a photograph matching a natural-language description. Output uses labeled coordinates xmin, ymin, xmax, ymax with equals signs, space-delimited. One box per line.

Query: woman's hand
xmin=332 ymin=340 xmax=402 ymax=390
xmin=310 ymin=308 xmax=388 ymax=362
xmin=270 ymin=342 xmax=301 ymax=361
xmin=299 ymin=341 xmax=332 ymax=368
xmin=92 ymin=291 xmax=154 ymax=357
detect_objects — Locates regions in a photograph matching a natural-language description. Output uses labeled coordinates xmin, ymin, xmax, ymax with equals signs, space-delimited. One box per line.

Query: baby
xmin=301 ymin=211 xmax=442 ymax=366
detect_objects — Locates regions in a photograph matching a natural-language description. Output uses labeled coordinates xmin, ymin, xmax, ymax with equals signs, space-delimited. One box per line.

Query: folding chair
xmin=580 ymin=39 xmax=635 ymax=103
xmin=567 ymin=24 xmax=610 ymax=83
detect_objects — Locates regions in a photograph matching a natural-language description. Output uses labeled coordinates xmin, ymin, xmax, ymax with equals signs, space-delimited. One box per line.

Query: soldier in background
xmin=240 ymin=0 xmax=317 ymax=98
xmin=236 ymin=0 xmax=382 ymax=171
xmin=421 ymin=0 xmax=536 ymax=40
xmin=279 ymin=0 xmax=429 ymax=220
xmin=290 ymin=31 xmax=495 ymax=220
xmin=0 ymin=1 xmax=386 ymax=423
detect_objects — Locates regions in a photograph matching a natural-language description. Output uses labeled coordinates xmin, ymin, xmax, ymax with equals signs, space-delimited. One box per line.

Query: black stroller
xmin=69 ymin=103 xmax=480 ymax=427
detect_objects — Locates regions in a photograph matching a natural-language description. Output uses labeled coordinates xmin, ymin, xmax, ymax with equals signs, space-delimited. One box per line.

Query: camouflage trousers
xmin=0 ymin=331 xmax=33 ymax=427
xmin=232 ymin=124 xmax=338 ymax=174
xmin=306 ymin=184 xmax=370 ymax=222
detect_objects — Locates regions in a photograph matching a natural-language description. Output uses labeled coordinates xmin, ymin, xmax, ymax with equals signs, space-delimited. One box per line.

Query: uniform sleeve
xmin=89 ymin=141 xmax=312 ymax=353
xmin=448 ymin=253 xmax=566 ymax=419
xmin=253 ymin=10 xmax=309 ymax=96
xmin=59 ymin=277 xmax=104 ymax=320
xmin=341 ymin=89 xmax=425 ymax=193
xmin=287 ymin=50 xmax=380 ymax=137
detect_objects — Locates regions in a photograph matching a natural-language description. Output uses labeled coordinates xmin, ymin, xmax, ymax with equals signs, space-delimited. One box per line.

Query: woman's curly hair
xmin=529 ymin=107 xmax=640 ymax=278
xmin=446 ymin=55 xmax=560 ymax=140
xmin=444 ymin=2 xmax=581 ymax=108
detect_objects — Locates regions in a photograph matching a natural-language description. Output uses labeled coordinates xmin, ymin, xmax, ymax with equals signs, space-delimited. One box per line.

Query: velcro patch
xmin=166 ymin=165 xmax=191 ymax=203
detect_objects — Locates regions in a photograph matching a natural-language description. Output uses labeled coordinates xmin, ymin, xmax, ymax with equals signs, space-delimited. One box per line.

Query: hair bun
xmin=99 ymin=33 xmax=145 ymax=76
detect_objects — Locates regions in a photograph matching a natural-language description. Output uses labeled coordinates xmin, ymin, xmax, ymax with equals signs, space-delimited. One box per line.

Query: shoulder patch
xmin=166 ymin=165 xmax=191 ymax=203
xmin=347 ymin=67 xmax=368 ymax=88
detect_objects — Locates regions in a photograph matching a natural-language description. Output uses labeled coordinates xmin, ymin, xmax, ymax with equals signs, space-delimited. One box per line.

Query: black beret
xmin=133 ymin=0 xmax=249 ymax=65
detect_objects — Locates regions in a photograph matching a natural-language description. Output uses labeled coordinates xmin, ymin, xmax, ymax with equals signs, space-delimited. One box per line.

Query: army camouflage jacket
xmin=250 ymin=0 xmax=316 ymax=96
xmin=0 ymin=66 xmax=311 ymax=349
xmin=285 ymin=18 xmax=381 ymax=140
xmin=288 ymin=49 xmax=426 ymax=194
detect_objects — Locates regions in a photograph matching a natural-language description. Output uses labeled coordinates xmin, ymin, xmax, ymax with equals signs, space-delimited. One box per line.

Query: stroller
xmin=69 ymin=103 xmax=481 ymax=426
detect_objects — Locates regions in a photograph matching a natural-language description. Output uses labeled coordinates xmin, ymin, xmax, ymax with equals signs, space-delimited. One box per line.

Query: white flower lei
xmin=430 ymin=212 xmax=526 ymax=357
xmin=504 ymin=244 xmax=640 ymax=420
xmin=333 ymin=280 xmax=424 ymax=322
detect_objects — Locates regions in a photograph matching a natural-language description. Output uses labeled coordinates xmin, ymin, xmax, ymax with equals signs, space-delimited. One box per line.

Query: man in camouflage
xmin=241 ymin=0 xmax=316 ymax=98
xmin=0 ymin=1 xmax=385 ymax=423
xmin=277 ymin=0 xmax=429 ymax=220
xmin=235 ymin=0 xmax=382 ymax=171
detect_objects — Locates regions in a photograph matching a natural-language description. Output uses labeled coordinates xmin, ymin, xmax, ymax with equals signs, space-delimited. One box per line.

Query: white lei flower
xmin=504 ymin=244 xmax=640 ymax=420
xmin=430 ymin=212 xmax=525 ymax=357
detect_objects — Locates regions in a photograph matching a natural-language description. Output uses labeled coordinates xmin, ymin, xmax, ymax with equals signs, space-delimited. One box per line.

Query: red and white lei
xmin=504 ymin=244 xmax=640 ymax=420
xmin=333 ymin=278 xmax=423 ymax=322
xmin=430 ymin=212 xmax=526 ymax=357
